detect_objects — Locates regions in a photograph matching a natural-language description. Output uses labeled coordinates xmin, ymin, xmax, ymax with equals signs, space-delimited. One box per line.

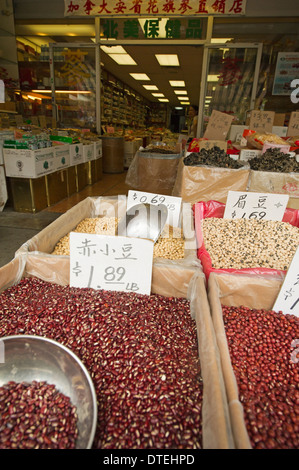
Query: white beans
xmin=201 ymin=218 xmax=299 ymax=270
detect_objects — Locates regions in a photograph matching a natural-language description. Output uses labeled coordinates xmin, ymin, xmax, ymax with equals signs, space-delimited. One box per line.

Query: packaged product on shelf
xmin=15 ymin=196 xmax=201 ymax=299
xmin=0 ymin=256 xmax=233 ymax=449
xmin=194 ymin=200 xmax=299 ymax=280
xmin=208 ymin=272 xmax=298 ymax=449
xmin=172 ymin=147 xmax=250 ymax=204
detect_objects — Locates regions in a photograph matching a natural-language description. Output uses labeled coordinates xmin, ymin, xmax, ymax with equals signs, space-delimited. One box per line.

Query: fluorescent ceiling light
xmin=155 ymin=54 xmax=179 ymax=66
xmin=130 ymin=73 xmax=150 ymax=81
xmin=152 ymin=93 xmax=164 ymax=97
xmin=100 ymin=45 xmax=126 ymax=54
xmin=31 ymin=90 xmax=91 ymax=94
xmin=158 ymin=98 xmax=169 ymax=102
xmin=211 ymin=38 xmax=233 ymax=43
xmin=108 ymin=54 xmax=137 ymax=65
xmin=169 ymin=80 xmax=185 ymax=87
xmin=178 ymin=96 xmax=189 ymax=100
xmin=206 ymin=96 xmax=213 ymax=98
xmin=174 ymin=90 xmax=187 ymax=95
xmin=143 ymin=85 xmax=158 ymax=90
xmin=175 ymin=107 xmax=183 ymax=109
xmin=208 ymin=75 xmax=219 ymax=82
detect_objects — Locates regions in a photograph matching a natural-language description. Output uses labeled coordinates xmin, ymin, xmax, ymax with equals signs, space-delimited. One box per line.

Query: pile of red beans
xmin=0 ymin=277 xmax=203 ymax=449
xmin=222 ymin=305 xmax=299 ymax=449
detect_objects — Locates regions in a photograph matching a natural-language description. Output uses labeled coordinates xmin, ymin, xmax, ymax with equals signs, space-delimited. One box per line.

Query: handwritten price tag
xmin=223 ymin=191 xmax=289 ymax=221
xmin=70 ymin=232 xmax=154 ymax=295
xmin=127 ymin=190 xmax=182 ymax=227
xmin=273 ymin=246 xmax=299 ymax=317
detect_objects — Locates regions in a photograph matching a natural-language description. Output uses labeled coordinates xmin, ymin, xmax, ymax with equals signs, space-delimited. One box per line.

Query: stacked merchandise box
xmin=207 ymin=272 xmax=298 ymax=449
xmin=0 ymin=252 xmax=233 ymax=448
xmin=124 ymin=138 xmax=142 ymax=169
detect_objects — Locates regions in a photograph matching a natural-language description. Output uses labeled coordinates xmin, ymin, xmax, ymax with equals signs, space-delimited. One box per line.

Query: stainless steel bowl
xmin=0 ymin=335 xmax=97 ymax=449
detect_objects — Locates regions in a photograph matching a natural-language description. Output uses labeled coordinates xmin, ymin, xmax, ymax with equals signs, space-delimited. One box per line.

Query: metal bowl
xmin=0 ymin=335 xmax=97 ymax=449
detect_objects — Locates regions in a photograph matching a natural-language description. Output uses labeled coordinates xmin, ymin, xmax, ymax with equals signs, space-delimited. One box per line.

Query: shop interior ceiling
xmin=12 ymin=0 xmax=299 ymax=108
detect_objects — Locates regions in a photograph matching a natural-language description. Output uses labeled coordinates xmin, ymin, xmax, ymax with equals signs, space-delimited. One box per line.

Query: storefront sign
xmin=273 ymin=246 xmax=299 ymax=317
xmin=127 ymin=190 xmax=182 ymax=227
xmin=64 ymin=0 xmax=247 ymax=17
xmin=70 ymin=232 xmax=154 ymax=295
xmin=223 ymin=191 xmax=289 ymax=221
xmin=272 ymin=52 xmax=299 ymax=96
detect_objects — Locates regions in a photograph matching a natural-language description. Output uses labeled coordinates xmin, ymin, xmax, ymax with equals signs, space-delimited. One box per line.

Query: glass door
xmin=197 ymin=43 xmax=262 ymax=135
xmin=49 ymin=43 xmax=99 ymax=131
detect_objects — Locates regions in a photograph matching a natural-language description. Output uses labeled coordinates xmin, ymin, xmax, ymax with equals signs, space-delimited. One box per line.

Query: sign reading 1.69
xmin=223 ymin=191 xmax=289 ymax=221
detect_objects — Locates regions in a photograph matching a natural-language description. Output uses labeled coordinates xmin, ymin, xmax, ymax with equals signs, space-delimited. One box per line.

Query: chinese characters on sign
xmin=223 ymin=191 xmax=289 ymax=221
xmin=64 ymin=0 xmax=247 ymax=17
xmin=248 ymin=110 xmax=275 ymax=133
xmin=203 ymin=109 xmax=234 ymax=140
xmin=273 ymin=246 xmax=299 ymax=317
xmin=70 ymin=232 xmax=154 ymax=295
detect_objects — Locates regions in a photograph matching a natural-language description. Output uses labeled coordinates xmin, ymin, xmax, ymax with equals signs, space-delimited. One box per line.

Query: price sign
xmin=203 ymin=110 xmax=234 ymax=141
xmin=127 ymin=190 xmax=182 ymax=228
xmin=249 ymin=110 xmax=275 ymax=133
xmin=273 ymin=246 xmax=299 ymax=317
xmin=224 ymin=191 xmax=289 ymax=221
xmin=70 ymin=232 xmax=154 ymax=296
xmin=287 ymin=111 xmax=299 ymax=137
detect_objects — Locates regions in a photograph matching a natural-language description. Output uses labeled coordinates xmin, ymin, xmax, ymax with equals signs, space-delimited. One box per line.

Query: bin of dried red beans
xmin=0 ymin=275 xmax=221 ymax=449
xmin=208 ymin=273 xmax=299 ymax=449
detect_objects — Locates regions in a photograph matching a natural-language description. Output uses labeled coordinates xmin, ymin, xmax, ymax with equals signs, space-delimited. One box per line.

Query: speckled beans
xmin=222 ymin=305 xmax=299 ymax=449
xmin=0 ymin=278 xmax=203 ymax=449
xmin=0 ymin=380 xmax=78 ymax=449
xmin=202 ymin=218 xmax=299 ymax=270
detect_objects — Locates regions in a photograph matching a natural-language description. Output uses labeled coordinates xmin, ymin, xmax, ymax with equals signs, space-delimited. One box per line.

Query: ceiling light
xmin=178 ymin=96 xmax=189 ymax=100
xmin=174 ymin=90 xmax=187 ymax=95
xmin=211 ymin=38 xmax=233 ymax=43
xmin=31 ymin=90 xmax=91 ymax=94
xmin=206 ymin=96 xmax=213 ymax=98
xmin=158 ymin=98 xmax=169 ymax=102
xmin=108 ymin=54 xmax=137 ymax=65
xmin=208 ymin=75 xmax=219 ymax=82
xmin=169 ymin=80 xmax=185 ymax=87
xmin=100 ymin=45 xmax=126 ymax=54
xmin=155 ymin=54 xmax=180 ymax=66
xmin=152 ymin=93 xmax=164 ymax=97
xmin=130 ymin=73 xmax=150 ymax=81
xmin=143 ymin=85 xmax=158 ymax=90
xmin=175 ymin=107 xmax=183 ymax=110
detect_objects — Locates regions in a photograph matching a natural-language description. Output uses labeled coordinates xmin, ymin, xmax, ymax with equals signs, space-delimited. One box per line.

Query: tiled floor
xmin=0 ymin=171 xmax=130 ymax=267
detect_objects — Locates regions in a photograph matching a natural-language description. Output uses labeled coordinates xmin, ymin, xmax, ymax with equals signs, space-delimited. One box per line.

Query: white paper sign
xmin=273 ymin=246 xmax=299 ymax=317
xmin=223 ymin=191 xmax=289 ymax=221
xmin=70 ymin=232 xmax=154 ymax=296
xmin=127 ymin=190 xmax=182 ymax=227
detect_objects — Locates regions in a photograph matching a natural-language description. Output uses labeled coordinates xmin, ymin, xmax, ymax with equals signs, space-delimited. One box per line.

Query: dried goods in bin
xmin=222 ymin=305 xmax=299 ymax=449
xmin=248 ymin=148 xmax=299 ymax=173
xmin=183 ymin=147 xmax=243 ymax=169
xmin=0 ymin=277 xmax=203 ymax=449
xmin=0 ymin=381 xmax=78 ymax=449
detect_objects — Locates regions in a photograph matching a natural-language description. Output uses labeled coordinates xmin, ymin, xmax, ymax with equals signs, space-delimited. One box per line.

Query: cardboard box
xmin=172 ymin=158 xmax=250 ymax=205
xmin=54 ymin=144 xmax=70 ymax=171
xmin=94 ymin=140 xmax=102 ymax=160
xmin=83 ymin=143 xmax=95 ymax=162
xmin=8 ymin=176 xmax=48 ymax=213
xmin=0 ymin=255 xmax=234 ymax=449
xmin=95 ymin=156 xmax=103 ymax=181
xmin=0 ymin=165 xmax=7 ymax=211
xmin=3 ymin=147 xmax=56 ymax=179
xmin=69 ymin=143 xmax=83 ymax=166
xmin=208 ymin=272 xmax=288 ymax=449
xmin=76 ymin=162 xmax=88 ymax=192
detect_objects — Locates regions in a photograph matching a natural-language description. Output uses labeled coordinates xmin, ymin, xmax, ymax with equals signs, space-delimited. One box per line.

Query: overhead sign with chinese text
xmin=64 ymin=0 xmax=247 ymax=17
xmin=223 ymin=191 xmax=289 ymax=221
xmin=70 ymin=232 xmax=154 ymax=295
